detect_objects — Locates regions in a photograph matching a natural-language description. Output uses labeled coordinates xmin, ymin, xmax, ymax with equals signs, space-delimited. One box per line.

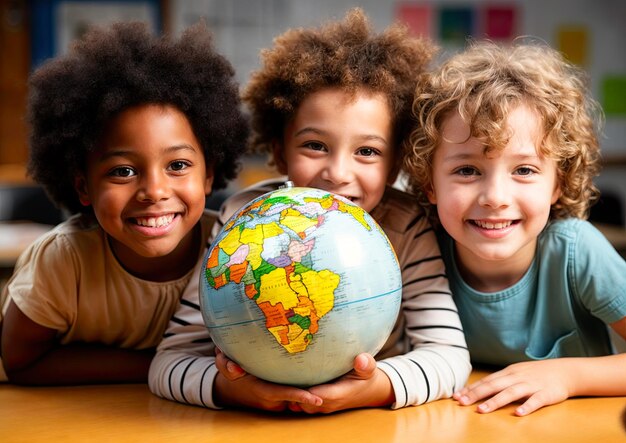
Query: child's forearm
xmin=567 ymin=354 xmax=626 ymax=397
xmin=149 ymin=349 xmax=220 ymax=408
xmin=6 ymin=343 xmax=154 ymax=385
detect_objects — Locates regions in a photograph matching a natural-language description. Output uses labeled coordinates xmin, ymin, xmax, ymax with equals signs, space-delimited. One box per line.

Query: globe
xmin=199 ymin=183 xmax=402 ymax=387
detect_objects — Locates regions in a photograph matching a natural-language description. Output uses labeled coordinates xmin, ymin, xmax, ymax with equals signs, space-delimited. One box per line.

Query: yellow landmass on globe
xmin=268 ymin=323 xmax=311 ymax=353
xmin=335 ymin=200 xmax=371 ymax=231
xmin=261 ymin=221 xmax=284 ymax=239
xmin=304 ymin=194 xmax=372 ymax=231
xmin=257 ymin=268 xmax=299 ymax=309
xmin=300 ymin=269 xmax=339 ymax=318
xmin=256 ymin=266 xmax=340 ymax=353
xmin=240 ymin=224 xmax=264 ymax=245
xmin=245 ymin=242 xmax=263 ymax=270
xmin=218 ymin=227 xmax=243 ymax=255
xmin=280 ymin=208 xmax=319 ymax=235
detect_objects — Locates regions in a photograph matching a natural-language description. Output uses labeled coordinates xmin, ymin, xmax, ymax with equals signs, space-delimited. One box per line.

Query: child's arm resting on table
xmin=455 ymin=316 xmax=626 ymax=416
xmin=148 ymin=270 xmax=322 ymax=411
xmin=1 ymin=300 xmax=153 ymax=385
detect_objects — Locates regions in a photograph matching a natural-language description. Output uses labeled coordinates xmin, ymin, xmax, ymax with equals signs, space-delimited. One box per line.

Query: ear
xmin=74 ymin=175 xmax=91 ymax=206
xmin=550 ymin=181 xmax=562 ymax=205
xmin=386 ymin=161 xmax=401 ymax=186
xmin=425 ymin=182 xmax=437 ymax=205
xmin=272 ymin=140 xmax=288 ymax=175
xmin=204 ymin=166 xmax=215 ymax=195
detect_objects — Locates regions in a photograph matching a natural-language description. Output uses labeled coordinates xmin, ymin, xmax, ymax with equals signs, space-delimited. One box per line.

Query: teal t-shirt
xmin=439 ymin=218 xmax=626 ymax=366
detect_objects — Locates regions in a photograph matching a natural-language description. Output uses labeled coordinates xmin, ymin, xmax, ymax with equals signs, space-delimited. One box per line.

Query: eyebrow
xmin=98 ymin=144 xmax=199 ymax=162
xmin=441 ymin=150 xmax=541 ymax=163
xmin=294 ymin=127 xmax=389 ymax=146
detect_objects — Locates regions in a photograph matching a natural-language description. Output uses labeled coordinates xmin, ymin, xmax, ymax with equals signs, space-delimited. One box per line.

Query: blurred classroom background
xmin=1 ymin=0 xmax=625 ymax=227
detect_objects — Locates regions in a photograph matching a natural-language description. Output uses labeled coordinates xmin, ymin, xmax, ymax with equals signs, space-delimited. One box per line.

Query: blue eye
xmin=515 ymin=166 xmax=535 ymax=176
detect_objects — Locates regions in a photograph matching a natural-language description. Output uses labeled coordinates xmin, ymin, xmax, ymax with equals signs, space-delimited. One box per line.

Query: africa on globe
xmin=199 ymin=182 xmax=402 ymax=387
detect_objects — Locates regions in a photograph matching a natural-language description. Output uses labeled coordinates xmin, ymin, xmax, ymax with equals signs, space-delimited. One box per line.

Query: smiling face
xmin=428 ymin=104 xmax=561 ymax=289
xmin=274 ymin=87 xmax=398 ymax=213
xmin=75 ymin=104 xmax=213 ymax=278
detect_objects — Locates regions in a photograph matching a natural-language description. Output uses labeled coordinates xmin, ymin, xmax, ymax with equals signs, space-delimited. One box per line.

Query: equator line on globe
xmin=199 ymin=182 xmax=402 ymax=386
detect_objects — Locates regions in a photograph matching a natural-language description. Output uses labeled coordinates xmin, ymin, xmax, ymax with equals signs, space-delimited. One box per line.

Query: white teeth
xmin=135 ymin=214 xmax=174 ymax=228
xmin=475 ymin=220 xmax=512 ymax=229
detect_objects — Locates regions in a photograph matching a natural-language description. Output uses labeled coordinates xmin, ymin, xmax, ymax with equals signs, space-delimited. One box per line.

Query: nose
xmin=477 ymin=173 xmax=510 ymax=208
xmin=320 ymin=154 xmax=353 ymax=185
xmin=136 ymin=170 xmax=171 ymax=202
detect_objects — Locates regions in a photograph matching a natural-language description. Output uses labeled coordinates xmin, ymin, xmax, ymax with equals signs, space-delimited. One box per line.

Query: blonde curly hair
xmin=405 ymin=40 xmax=603 ymax=223
xmin=243 ymin=8 xmax=436 ymax=168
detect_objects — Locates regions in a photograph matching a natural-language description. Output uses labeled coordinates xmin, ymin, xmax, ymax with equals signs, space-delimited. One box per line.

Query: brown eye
xmin=169 ymin=161 xmax=189 ymax=171
xmin=109 ymin=166 xmax=135 ymax=177
xmin=357 ymin=147 xmax=377 ymax=157
xmin=303 ymin=141 xmax=326 ymax=152
xmin=455 ymin=166 xmax=478 ymax=176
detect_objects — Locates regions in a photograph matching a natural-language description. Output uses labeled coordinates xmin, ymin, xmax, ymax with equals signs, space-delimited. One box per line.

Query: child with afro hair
xmin=149 ymin=8 xmax=470 ymax=413
xmin=0 ymin=21 xmax=249 ymax=385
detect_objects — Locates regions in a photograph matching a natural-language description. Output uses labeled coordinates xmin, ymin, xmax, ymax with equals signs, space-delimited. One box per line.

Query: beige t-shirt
xmin=1 ymin=211 xmax=215 ymax=349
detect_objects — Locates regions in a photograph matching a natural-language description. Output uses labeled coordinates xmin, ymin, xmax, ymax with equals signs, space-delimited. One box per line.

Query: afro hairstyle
xmin=27 ymin=21 xmax=249 ymax=215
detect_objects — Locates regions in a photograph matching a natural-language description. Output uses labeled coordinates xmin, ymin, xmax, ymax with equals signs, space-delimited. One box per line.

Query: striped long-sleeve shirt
xmin=148 ymin=180 xmax=471 ymax=409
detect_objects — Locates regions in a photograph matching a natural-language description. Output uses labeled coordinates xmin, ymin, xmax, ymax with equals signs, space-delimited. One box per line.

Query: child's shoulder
xmin=543 ymin=218 xmax=601 ymax=241
xmin=32 ymin=213 xmax=100 ymax=244
xmin=12 ymin=213 xmax=103 ymax=271
xmin=541 ymin=218 xmax=620 ymax=257
xmin=371 ymin=186 xmax=427 ymax=234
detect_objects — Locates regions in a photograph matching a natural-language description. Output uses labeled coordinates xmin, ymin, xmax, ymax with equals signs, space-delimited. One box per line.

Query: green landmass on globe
xmin=205 ymin=190 xmax=376 ymax=353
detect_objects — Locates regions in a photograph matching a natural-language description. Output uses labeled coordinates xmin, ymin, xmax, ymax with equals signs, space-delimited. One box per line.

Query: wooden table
xmin=1 ymin=371 xmax=624 ymax=442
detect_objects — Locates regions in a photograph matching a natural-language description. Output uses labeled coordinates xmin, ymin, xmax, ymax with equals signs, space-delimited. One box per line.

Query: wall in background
xmin=168 ymin=0 xmax=626 ymax=222
xmin=1 ymin=0 xmax=625 ymax=222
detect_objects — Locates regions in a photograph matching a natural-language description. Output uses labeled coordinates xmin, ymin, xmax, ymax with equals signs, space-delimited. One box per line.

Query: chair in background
xmin=0 ymin=184 xmax=65 ymax=225
xmin=589 ymin=189 xmax=625 ymax=227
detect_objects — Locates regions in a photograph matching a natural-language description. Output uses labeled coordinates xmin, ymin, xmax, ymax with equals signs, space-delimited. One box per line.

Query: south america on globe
xmin=199 ymin=182 xmax=402 ymax=387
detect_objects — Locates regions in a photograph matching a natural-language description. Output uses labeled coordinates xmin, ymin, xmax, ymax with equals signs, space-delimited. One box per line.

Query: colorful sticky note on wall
xmin=396 ymin=3 xmax=432 ymax=38
xmin=484 ymin=5 xmax=517 ymax=40
xmin=602 ymin=76 xmax=626 ymax=116
xmin=557 ymin=25 xmax=588 ymax=66
xmin=439 ymin=6 xmax=474 ymax=44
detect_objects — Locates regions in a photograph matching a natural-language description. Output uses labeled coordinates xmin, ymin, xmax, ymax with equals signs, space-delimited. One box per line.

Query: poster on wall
xmin=602 ymin=76 xmax=626 ymax=117
xmin=557 ymin=25 xmax=589 ymax=66
xmin=30 ymin=0 xmax=161 ymax=68
xmin=395 ymin=3 xmax=432 ymax=38
xmin=483 ymin=5 xmax=517 ymax=40
xmin=439 ymin=6 xmax=474 ymax=45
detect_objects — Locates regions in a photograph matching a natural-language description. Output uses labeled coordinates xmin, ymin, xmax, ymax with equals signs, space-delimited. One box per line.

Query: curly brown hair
xmin=405 ymin=40 xmax=603 ymax=223
xmin=242 ymin=8 xmax=436 ymax=167
xmin=27 ymin=21 xmax=249 ymax=214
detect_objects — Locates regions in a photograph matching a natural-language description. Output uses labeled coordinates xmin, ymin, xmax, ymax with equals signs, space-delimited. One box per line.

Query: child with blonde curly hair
xmin=149 ymin=8 xmax=471 ymax=413
xmin=405 ymin=40 xmax=626 ymax=416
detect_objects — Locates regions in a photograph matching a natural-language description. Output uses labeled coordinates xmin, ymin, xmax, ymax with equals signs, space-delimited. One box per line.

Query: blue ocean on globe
xmin=199 ymin=184 xmax=402 ymax=386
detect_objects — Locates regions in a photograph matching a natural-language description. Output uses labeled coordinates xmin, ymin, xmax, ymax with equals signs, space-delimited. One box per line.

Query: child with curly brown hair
xmin=0 ymin=21 xmax=249 ymax=384
xmin=405 ymin=40 xmax=626 ymax=416
xmin=149 ymin=8 xmax=471 ymax=413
